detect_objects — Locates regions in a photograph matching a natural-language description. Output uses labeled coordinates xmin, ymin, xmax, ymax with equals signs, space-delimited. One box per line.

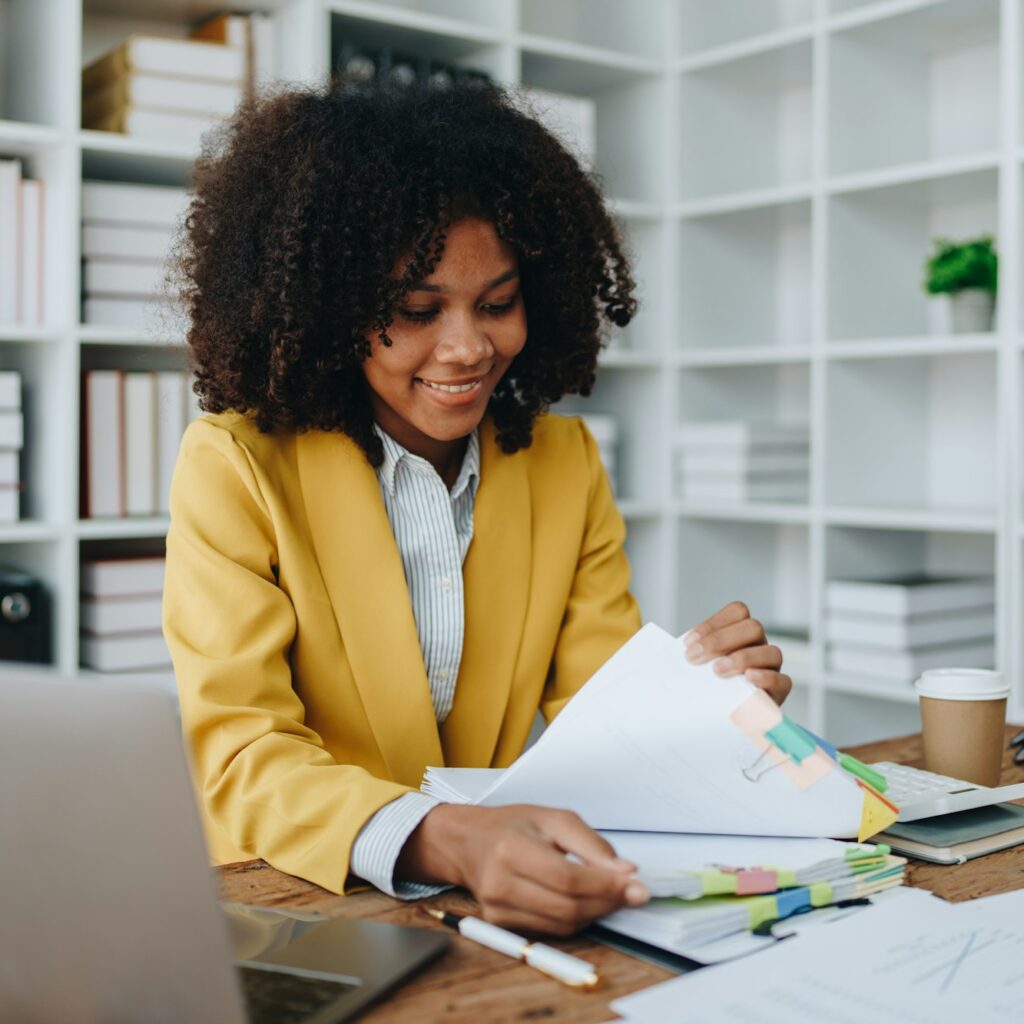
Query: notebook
xmin=878 ymin=802 xmax=1024 ymax=864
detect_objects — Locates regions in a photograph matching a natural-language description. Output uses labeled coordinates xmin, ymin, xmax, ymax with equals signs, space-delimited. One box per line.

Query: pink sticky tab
xmin=735 ymin=869 xmax=777 ymax=895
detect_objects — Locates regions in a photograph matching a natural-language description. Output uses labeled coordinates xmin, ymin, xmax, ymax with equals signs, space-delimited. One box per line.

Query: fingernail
xmin=613 ymin=857 xmax=637 ymax=872
xmin=746 ymin=669 xmax=766 ymax=682
xmin=682 ymin=629 xmax=697 ymax=644
xmin=714 ymin=657 xmax=734 ymax=675
xmin=685 ymin=642 xmax=703 ymax=662
xmin=625 ymin=881 xmax=649 ymax=906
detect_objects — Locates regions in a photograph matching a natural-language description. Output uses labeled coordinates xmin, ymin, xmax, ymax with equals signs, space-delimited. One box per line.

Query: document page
xmin=612 ymin=888 xmax=1024 ymax=1023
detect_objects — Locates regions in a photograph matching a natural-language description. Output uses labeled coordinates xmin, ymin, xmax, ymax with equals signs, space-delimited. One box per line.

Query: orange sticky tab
xmin=857 ymin=779 xmax=899 ymax=842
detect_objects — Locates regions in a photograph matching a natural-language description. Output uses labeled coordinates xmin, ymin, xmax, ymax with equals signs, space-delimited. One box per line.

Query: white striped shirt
xmin=349 ymin=426 xmax=480 ymax=897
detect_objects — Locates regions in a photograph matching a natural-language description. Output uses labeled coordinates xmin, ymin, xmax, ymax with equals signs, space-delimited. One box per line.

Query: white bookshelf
xmin=0 ymin=0 xmax=1021 ymax=746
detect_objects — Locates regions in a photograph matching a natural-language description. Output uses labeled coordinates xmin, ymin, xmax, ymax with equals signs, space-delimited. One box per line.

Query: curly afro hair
xmin=174 ymin=77 xmax=638 ymax=466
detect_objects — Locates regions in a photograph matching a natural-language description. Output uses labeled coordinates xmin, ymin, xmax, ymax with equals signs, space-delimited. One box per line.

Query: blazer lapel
xmin=295 ymin=430 xmax=443 ymax=785
xmin=441 ymin=420 xmax=532 ymax=767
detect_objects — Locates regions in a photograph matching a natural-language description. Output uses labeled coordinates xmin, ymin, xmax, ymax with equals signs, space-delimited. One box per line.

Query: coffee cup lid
xmin=914 ymin=668 xmax=1009 ymax=701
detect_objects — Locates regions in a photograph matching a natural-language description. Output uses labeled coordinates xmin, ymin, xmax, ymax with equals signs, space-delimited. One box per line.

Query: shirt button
xmin=437 ymin=669 xmax=451 ymax=682
xmin=440 ymin=577 xmax=453 ymax=591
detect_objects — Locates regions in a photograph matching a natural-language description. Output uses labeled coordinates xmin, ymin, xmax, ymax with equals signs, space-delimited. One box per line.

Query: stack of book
xmin=0 ymin=372 xmax=22 ymax=522
xmin=675 ymin=421 xmax=810 ymax=503
xmin=581 ymin=414 xmax=619 ymax=495
xmin=81 ymin=180 xmax=187 ymax=330
xmin=826 ymin=575 xmax=996 ymax=681
xmin=0 ymin=159 xmax=44 ymax=325
xmin=80 ymin=556 xmax=171 ymax=673
xmin=81 ymin=34 xmax=245 ymax=147
xmin=190 ymin=11 xmax=275 ymax=95
xmin=81 ymin=370 xmax=197 ymax=519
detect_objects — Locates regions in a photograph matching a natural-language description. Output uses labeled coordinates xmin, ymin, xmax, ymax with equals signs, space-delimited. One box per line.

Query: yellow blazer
xmin=163 ymin=411 xmax=641 ymax=894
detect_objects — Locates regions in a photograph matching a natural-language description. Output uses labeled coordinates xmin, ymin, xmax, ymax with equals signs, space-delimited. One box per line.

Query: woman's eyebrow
xmin=409 ymin=267 xmax=519 ymax=294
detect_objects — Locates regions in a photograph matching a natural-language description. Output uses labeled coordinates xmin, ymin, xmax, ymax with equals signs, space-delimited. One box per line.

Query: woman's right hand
xmin=396 ymin=803 xmax=649 ymax=936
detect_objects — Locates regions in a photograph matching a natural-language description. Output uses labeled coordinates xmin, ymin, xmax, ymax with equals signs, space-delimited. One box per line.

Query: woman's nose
xmin=435 ymin=312 xmax=493 ymax=364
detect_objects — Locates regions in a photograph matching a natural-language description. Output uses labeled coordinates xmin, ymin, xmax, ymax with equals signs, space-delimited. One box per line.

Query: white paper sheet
xmin=611 ymin=886 xmax=1024 ymax=1023
xmin=452 ymin=625 xmax=865 ymax=837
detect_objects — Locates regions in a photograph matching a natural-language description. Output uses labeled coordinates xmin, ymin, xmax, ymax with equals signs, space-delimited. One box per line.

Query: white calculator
xmin=870 ymin=761 xmax=1024 ymax=822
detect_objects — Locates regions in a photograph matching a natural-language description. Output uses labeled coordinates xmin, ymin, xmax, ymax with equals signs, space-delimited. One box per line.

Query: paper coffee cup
xmin=915 ymin=668 xmax=1009 ymax=787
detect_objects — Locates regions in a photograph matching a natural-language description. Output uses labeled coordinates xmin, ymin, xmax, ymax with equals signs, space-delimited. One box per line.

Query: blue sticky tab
xmin=775 ymin=886 xmax=812 ymax=919
xmin=797 ymin=724 xmax=837 ymax=761
xmin=766 ymin=717 xmax=817 ymax=764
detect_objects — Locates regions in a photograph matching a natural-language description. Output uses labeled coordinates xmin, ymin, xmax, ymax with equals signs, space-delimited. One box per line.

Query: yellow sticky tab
xmin=857 ymin=780 xmax=900 ymax=842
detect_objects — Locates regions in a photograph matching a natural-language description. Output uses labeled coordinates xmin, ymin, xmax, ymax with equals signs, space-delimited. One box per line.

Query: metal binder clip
xmin=742 ymin=746 xmax=786 ymax=782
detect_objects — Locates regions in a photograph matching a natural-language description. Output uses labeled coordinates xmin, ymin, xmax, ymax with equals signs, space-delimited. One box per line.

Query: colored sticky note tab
xmin=766 ymin=717 xmax=817 ymax=764
xmin=809 ymin=881 xmax=834 ymax=907
xmin=800 ymin=727 xmax=838 ymax=761
xmin=775 ymin=887 xmax=812 ymax=919
xmin=857 ymin=780 xmax=900 ymax=842
xmin=736 ymin=869 xmax=778 ymax=895
xmin=698 ymin=869 xmax=738 ymax=896
xmin=775 ymin=868 xmax=797 ymax=889
xmin=839 ymin=753 xmax=889 ymax=793
xmin=746 ymin=895 xmax=780 ymax=930
xmin=844 ymin=843 xmax=888 ymax=861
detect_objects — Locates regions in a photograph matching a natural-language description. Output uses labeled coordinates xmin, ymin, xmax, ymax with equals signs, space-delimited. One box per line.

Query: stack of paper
xmin=82 ymin=35 xmax=244 ymax=147
xmin=675 ymin=420 xmax=809 ymax=503
xmin=81 ymin=181 xmax=188 ymax=331
xmin=422 ymin=624 xmax=899 ymax=840
xmin=826 ymin=574 xmax=995 ymax=682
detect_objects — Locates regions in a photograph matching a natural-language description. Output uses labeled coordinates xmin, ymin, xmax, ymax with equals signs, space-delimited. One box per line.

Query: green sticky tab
xmin=766 ymin=717 xmax=817 ymax=764
xmin=809 ymin=882 xmax=833 ymax=907
xmin=851 ymin=858 xmax=885 ymax=874
xmin=844 ymin=844 xmax=879 ymax=861
xmin=775 ymin=868 xmax=797 ymax=889
xmin=747 ymin=895 xmax=779 ymax=930
xmin=698 ymin=869 xmax=738 ymax=896
xmin=839 ymin=754 xmax=888 ymax=792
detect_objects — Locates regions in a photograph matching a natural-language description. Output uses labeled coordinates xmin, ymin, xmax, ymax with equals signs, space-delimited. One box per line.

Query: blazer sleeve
xmin=539 ymin=418 xmax=643 ymax=722
xmin=163 ymin=419 xmax=415 ymax=894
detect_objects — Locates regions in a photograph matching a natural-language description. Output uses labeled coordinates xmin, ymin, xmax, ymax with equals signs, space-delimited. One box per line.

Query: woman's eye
xmin=483 ymin=297 xmax=517 ymax=315
xmin=398 ymin=308 xmax=438 ymax=323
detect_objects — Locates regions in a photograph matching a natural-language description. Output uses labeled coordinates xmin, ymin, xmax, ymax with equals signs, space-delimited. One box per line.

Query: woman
xmin=164 ymin=78 xmax=791 ymax=937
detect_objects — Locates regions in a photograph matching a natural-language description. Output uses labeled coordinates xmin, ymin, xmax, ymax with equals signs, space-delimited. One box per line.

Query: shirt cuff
xmin=349 ymin=791 xmax=451 ymax=900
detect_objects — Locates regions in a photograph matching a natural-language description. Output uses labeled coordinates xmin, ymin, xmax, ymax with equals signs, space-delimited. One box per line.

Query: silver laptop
xmin=0 ymin=672 xmax=448 ymax=1022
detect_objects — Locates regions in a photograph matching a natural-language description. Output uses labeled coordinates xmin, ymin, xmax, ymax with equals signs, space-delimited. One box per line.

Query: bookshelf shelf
xmin=822 ymin=673 xmax=922 ymax=705
xmin=0 ymin=0 xmax=1019 ymax=747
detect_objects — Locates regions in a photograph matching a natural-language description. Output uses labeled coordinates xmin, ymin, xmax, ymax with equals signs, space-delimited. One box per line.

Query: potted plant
xmin=924 ymin=235 xmax=998 ymax=333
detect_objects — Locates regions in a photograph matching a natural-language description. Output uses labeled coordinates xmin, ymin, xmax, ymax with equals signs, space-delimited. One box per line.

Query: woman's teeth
xmin=420 ymin=379 xmax=478 ymax=393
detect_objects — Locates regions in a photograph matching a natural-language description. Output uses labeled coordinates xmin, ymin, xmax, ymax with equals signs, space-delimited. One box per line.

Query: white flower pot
xmin=950 ymin=288 xmax=995 ymax=333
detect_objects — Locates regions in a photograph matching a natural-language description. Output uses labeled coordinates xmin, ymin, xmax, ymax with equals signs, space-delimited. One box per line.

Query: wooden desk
xmin=216 ymin=725 xmax=1024 ymax=1023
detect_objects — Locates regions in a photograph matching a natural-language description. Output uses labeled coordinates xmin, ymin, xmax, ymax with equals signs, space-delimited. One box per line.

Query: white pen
xmin=422 ymin=907 xmax=601 ymax=990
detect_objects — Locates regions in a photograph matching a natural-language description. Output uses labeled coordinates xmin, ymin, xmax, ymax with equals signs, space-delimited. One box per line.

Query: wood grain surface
xmin=216 ymin=724 xmax=1024 ymax=1022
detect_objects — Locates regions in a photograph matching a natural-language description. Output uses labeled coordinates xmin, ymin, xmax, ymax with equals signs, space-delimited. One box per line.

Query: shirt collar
xmin=373 ymin=424 xmax=480 ymax=500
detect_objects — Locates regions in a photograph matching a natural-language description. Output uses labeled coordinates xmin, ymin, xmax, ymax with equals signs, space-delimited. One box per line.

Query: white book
xmin=825 ymin=609 xmax=996 ymax=650
xmin=80 ymin=630 xmax=171 ymax=672
xmin=828 ymin=640 xmax=995 ymax=680
xmin=251 ymin=13 xmax=275 ymax=88
xmin=82 ymin=223 xmax=173 ymax=261
xmin=81 ymin=556 xmax=165 ymax=598
xmin=82 ymin=181 xmax=188 ymax=228
xmin=89 ymin=107 xmax=216 ymax=149
xmin=677 ymin=420 xmax=810 ymax=447
xmin=124 ymin=373 xmax=157 ymax=516
xmin=0 ymin=485 xmax=18 ymax=523
xmin=680 ymin=479 xmax=808 ymax=502
xmin=0 ymin=371 xmax=21 ymax=409
xmin=0 ymin=450 xmax=19 ymax=485
xmin=80 ymin=594 xmax=163 ymax=635
xmin=0 ymin=159 xmax=19 ymax=322
xmin=826 ymin=575 xmax=997 ymax=617
xmin=17 ymin=178 xmax=42 ymax=325
xmin=82 ymin=73 xmax=242 ymax=120
xmin=677 ymin=451 xmax=811 ymax=474
xmin=155 ymin=371 xmax=186 ymax=513
xmin=84 ymin=258 xmax=164 ymax=298
xmin=83 ymin=297 xmax=185 ymax=335
xmin=82 ymin=35 xmax=244 ymax=92
xmin=0 ymin=411 xmax=24 ymax=449
xmin=82 ymin=370 xmax=124 ymax=518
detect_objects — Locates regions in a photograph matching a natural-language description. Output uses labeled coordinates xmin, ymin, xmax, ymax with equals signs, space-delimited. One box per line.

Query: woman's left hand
xmin=684 ymin=601 xmax=792 ymax=706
